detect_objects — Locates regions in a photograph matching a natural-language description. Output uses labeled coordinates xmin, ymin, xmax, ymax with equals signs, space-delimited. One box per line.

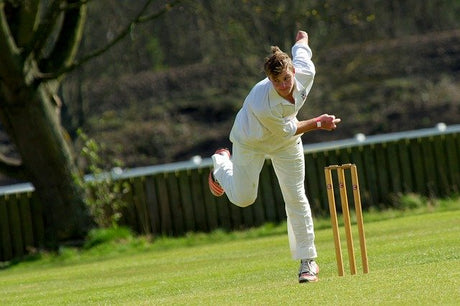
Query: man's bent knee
xmin=230 ymin=194 xmax=257 ymax=208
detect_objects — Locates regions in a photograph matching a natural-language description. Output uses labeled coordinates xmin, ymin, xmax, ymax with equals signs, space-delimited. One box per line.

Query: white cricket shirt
xmin=229 ymin=42 xmax=316 ymax=153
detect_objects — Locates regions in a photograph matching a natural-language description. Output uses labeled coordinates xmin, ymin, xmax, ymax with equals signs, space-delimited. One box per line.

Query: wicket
xmin=324 ymin=163 xmax=369 ymax=276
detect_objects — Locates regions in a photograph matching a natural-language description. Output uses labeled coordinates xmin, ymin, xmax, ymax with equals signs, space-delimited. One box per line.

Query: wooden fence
xmin=1 ymin=125 xmax=459 ymax=262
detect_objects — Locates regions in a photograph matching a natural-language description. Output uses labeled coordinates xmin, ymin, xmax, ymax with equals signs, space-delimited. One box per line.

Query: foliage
xmin=394 ymin=192 xmax=428 ymax=210
xmin=83 ymin=226 xmax=134 ymax=249
xmin=76 ymin=129 xmax=130 ymax=228
xmin=146 ymin=36 xmax=166 ymax=70
xmin=79 ymin=0 xmax=460 ymax=75
xmin=60 ymin=0 xmax=460 ymax=168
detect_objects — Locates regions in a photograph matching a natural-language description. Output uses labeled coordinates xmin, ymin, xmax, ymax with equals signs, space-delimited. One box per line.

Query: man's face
xmin=269 ymin=68 xmax=295 ymax=99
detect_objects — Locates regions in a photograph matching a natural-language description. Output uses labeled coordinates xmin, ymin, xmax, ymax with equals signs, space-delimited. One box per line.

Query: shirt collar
xmin=268 ymin=78 xmax=303 ymax=106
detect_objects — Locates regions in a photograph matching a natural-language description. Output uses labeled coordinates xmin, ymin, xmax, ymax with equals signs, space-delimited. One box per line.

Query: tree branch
xmin=39 ymin=0 xmax=87 ymax=73
xmin=36 ymin=0 xmax=181 ymax=81
xmin=23 ymin=0 xmax=63 ymax=61
xmin=137 ymin=0 xmax=180 ymax=23
xmin=0 ymin=2 xmax=23 ymax=84
xmin=0 ymin=153 xmax=28 ymax=180
xmin=13 ymin=0 xmax=40 ymax=48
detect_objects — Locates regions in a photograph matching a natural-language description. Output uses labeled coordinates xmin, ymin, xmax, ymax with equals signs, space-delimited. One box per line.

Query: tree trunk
xmin=0 ymin=0 xmax=93 ymax=248
xmin=0 ymin=0 xmax=175 ymax=249
xmin=0 ymin=79 xmax=91 ymax=247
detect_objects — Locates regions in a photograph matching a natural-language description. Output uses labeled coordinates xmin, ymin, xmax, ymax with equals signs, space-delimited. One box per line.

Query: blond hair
xmin=264 ymin=46 xmax=293 ymax=77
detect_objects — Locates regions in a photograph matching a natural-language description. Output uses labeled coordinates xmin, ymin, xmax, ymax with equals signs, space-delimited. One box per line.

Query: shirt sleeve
xmin=292 ymin=43 xmax=315 ymax=80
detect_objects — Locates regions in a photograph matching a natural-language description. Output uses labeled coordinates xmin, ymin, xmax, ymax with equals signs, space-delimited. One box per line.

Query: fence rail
xmin=1 ymin=125 xmax=459 ymax=262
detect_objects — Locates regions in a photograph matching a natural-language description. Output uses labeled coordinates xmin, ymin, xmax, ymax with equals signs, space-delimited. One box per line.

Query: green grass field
xmin=1 ymin=199 xmax=459 ymax=305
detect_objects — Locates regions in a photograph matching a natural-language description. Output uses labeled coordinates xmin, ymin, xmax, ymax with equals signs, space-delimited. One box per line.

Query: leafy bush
xmin=395 ymin=193 xmax=428 ymax=210
xmin=84 ymin=227 xmax=134 ymax=249
xmin=76 ymin=129 xmax=131 ymax=228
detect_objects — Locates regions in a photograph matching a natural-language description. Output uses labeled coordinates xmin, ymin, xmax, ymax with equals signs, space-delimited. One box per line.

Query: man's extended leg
xmin=211 ymin=143 xmax=265 ymax=207
xmin=271 ymin=140 xmax=318 ymax=282
xmin=271 ymin=140 xmax=317 ymax=260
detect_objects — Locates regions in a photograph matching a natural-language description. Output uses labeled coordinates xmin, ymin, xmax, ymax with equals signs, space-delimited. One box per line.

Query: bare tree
xmin=0 ymin=0 xmax=178 ymax=248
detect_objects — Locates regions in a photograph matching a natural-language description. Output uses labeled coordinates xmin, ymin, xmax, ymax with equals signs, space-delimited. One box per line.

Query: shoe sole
xmin=208 ymin=149 xmax=231 ymax=197
xmin=208 ymin=172 xmax=224 ymax=197
xmin=299 ymin=264 xmax=319 ymax=283
xmin=299 ymin=279 xmax=319 ymax=284
xmin=298 ymin=276 xmax=319 ymax=283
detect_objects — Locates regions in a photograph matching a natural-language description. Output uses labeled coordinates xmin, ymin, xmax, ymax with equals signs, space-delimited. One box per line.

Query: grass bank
xmin=0 ymin=197 xmax=459 ymax=305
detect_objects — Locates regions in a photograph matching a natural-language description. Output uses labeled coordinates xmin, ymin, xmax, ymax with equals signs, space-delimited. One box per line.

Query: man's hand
xmin=316 ymin=114 xmax=341 ymax=131
xmin=296 ymin=30 xmax=309 ymax=44
xmin=295 ymin=113 xmax=341 ymax=135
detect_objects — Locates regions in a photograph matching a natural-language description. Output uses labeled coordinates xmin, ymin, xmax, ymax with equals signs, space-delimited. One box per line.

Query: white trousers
xmin=212 ymin=140 xmax=317 ymax=260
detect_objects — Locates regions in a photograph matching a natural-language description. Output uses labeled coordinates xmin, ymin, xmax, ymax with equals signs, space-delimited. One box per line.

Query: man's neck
xmin=279 ymin=89 xmax=295 ymax=104
xmin=285 ymin=94 xmax=295 ymax=104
